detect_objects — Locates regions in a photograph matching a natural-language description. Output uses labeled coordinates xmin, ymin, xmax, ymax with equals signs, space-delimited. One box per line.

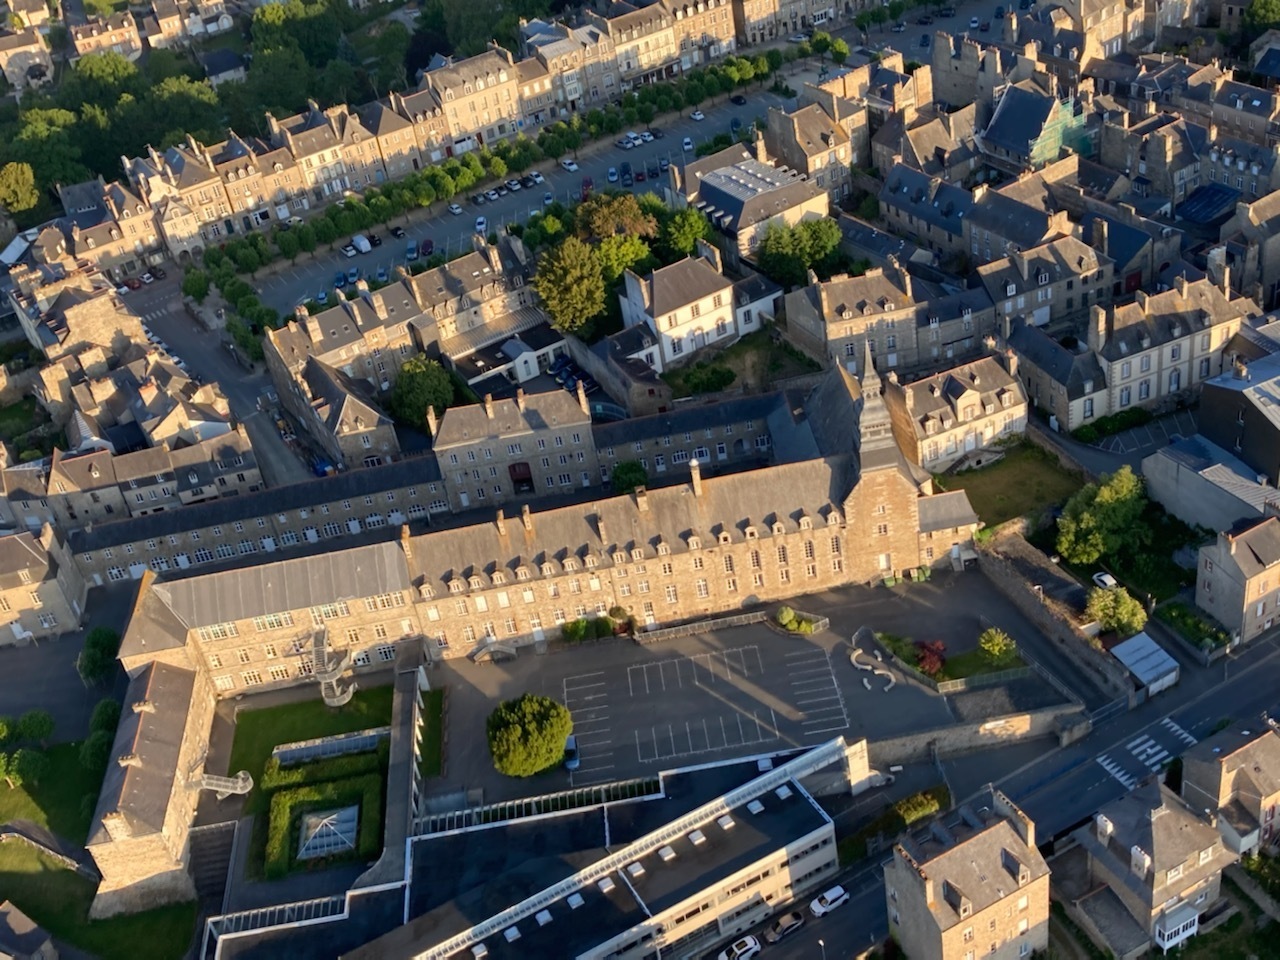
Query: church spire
xmin=858 ymin=342 xmax=896 ymax=454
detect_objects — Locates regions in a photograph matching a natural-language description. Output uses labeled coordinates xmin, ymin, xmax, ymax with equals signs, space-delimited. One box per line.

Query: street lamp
xmin=819 ymin=938 xmax=827 ymax=960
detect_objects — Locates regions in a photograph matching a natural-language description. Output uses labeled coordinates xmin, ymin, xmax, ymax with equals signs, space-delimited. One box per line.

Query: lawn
xmin=661 ymin=329 xmax=820 ymax=398
xmin=0 ymin=396 xmax=37 ymax=444
xmin=0 ymin=845 xmax=197 ymax=960
xmin=938 ymin=648 xmax=1025 ymax=682
xmin=227 ymin=683 xmax=395 ymax=818
xmin=932 ymin=443 xmax=1082 ymax=527
xmin=0 ymin=742 xmax=107 ymax=844
xmin=418 ymin=688 xmax=444 ymax=780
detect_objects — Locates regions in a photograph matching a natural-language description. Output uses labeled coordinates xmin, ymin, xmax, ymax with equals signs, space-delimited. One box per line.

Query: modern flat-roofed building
xmin=884 ymin=790 xmax=1050 ymax=960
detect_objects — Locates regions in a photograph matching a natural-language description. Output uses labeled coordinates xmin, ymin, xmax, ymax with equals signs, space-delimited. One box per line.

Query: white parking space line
xmin=564 ymin=672 xmax=614 ymax=785
xmin=788 ymin=648 xmax=850 ymax=737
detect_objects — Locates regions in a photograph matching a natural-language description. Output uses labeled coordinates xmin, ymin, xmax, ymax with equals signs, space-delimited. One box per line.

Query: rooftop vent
xmin=776 ymin=785 xmax=793 ymax=800
xmin=472 ymin=946 xmax=489 ymax=959
xmin=503 ymin=927 xmax=521 ymax=943
xmin=626 ymin=862 xmax=645 ymax=879
xmin=689 ymin=829 xmax=707 ymax=846
xmin=535 ymin=910 xmax=553 ymax=927
xmin=567 ymin=893 xmax=585 ymax=909
xmin=658 ymin=845 xmax=677 ymax=862
xmin=718 ymin=815 xmax=736 ymax=831
xmin=598 ymin=876 xmax=616 ymax=893
xmin=747 ymin=799 xmax=765 ymax=815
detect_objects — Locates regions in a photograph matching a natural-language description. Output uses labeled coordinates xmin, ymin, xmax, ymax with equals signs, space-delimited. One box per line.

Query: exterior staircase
xmin=312 ymin=628 xmax=356 ymax=706
xmin=187 ymin=821 xmax=236 ymax=904
xmin=191 ymin=770 xmax=254 ymax=800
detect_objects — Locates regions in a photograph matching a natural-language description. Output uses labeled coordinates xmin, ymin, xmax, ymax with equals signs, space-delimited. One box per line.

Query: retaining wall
xmin=867 ymin=702 xmax=1090 ymax=766
xmin=1026 ymin=421 xmax=1097 ymax=482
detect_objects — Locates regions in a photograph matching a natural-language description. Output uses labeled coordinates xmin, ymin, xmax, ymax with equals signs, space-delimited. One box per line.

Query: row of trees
xmin=0 ymin=710 xmax=54 ymax=790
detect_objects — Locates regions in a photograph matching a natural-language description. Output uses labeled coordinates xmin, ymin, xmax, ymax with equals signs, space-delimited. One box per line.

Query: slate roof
xmin=1099 ymin=279 xmax=1250 ymax=362
xmin=88 ymin=661 xmax=195 ymax=845
xmin=694 ymin=158 xmax=826 ymax=234
xmin=639 ymin=256 xmax=731 ymax=319
xmin=977 ymin=236 xmax=1110 ymax=304
xmin=153 ymin=540 xmax=411 ymax=627
xmin=432 ymin=390 xmax=589 ymax=449
xmin=779 ymin=103 xmax=850 ymax=159
xmin=967 ymin=190 xmax=1060 ymax=250
xmin=879 ymin=163 xmax=971 ymax=238
xmin=983 ymin=84 xmax=1057 ymax=159
xmin=0 ymin=531 xmax=49 ymax=589
xmin=200 ymin=47 xmax=242 ymax=78
xmin=918 ymin=489 xmax=979 ymax=532
xmin=1145 ymin=435 xmax=1275 ymax=517
xmin=303 ymin=358 xmax=392 ymax=437
xmin=1007 ymin=323 xmax=1107 ymax=399
xmin=593 ymin=394 xmax=784 ymax=451
xmin=1082 ymin=214 xmax=1150 ymax=272
xmin=0 ymin=900 xmax=51 ymax=958
xmin=1221 ymin=515 xmax=1280 ymax=578
xmin=1184 ymin=726 xmax=1280 ymax=799
xmin=424 ymin=48 xmax=514 ymax=92
xmin=892 ymin=356 xmax=1025 ymax=441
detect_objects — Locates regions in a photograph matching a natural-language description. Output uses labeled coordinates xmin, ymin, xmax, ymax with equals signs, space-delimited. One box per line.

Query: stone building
xmin=69 ymin=12 xmax=143 ymax=62
xmin=519 ymin=17 xmax=618 ymax=113
xmin=1196 ymin=513 xmax=1280 ymax=646
xmin=1068 ymin=779 xmax=1236 ymax=954
xmin=295 ymin=358 xmax=401 ymax=470
xmin=1005 ymin=322 xmax=1109 ymax=432
xmin=1219 ymin=191 xmax=1280 ymax=309
xmin=420 ymin=45 xmax=523 ymax=151
xmin=977 ymin=235 xmax=1115 ymax=332
xmin=619 ymin=241 xmax=736 ymax=370
xmin=0 ymin=29 xmax=51 ymax=90
xmin=764 ymin=103 xmax=855 ymax=206
xmin=784 ymin=258 xmax=998 ymax=376
xmin=884 ymin=791 xmax=1050 ymax=960
xmin=6 ymin=262 xmax=146 ymax=363
xmin=1181 ymin=724 xmax=1280 ymax=856
xmin=0 ymin=525 xmax=87 ymax=644
xmin=878 ymin=163 xmax=974 ymax=258
xmin=665 ymin=0 xmax=736 ymax=72
xmin=883 ymin=354 xmax=1028 ymax=470
xmin=428 ymin=385 xmax=597 ymax=512
xmin=584 ymin=2 xmax=678 ymax=88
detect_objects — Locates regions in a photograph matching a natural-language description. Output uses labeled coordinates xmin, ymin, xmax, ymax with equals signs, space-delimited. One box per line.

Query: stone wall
xmin=1025 ymin=421 xmax=1097 ymax=482
xmin=868 ymin=702 xmax=1090 ymax=766
xmin=977 ymin=534 xmax=1133 ymax=701
xmin=0 ymin=366 xmax=40 ymax=407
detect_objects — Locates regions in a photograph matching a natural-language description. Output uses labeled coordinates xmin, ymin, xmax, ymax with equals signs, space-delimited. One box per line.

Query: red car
xmin=635 ymin=169 xmax=646 ymax=182
xmin=581 ymin=176 xmax=594 ymax=200
xmin=124 ymin=277 xmax=143 ymax=290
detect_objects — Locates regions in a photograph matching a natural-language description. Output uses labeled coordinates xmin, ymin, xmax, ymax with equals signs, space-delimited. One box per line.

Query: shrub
xmin=264 ymin=773 xmax=383 ymax=879
xmin=876 ymin=632 xmax=918 ymax=667
xmin=90 ymin=699 xmax=122 ymax=735
xmin=561 ymin=618 xmax=590 ymax=643
xmin=260 ymin=742 xmax=388 ymax=792
xmin=794 ymin=618 xmax=815 ymax=635
xmin=78 ymin=626 xmax=122 ymax=686
xmin=608 ymin=606 xmax=628 ymax=621
xmin=915 ymin=640 xmax=947 ymax=678
xmin=79 ymin=729 xmax=114 ymax=772
xmin=978 ymin=627 xmax=1017 ymax=667
xmin=776 ymin=606 xmax=796 ymax=627
xmin=1071 ymin=424 xmax=1101 ymax=444
xmin=591 ymin=617 xmax=614 ymax=639
xmin=894 ymin=788 xmax=945 ymax=825
xmin=486 ymin=693 xmax=574 ymax=778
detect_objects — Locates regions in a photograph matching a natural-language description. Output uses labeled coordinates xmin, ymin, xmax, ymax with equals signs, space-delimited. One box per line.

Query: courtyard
xmin=933 ymin=442 xmax=1083 ymax=527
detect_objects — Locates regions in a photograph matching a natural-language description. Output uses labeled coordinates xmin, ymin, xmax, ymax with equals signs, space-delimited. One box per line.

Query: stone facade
xmin=1182 ymin=725 xmax=1280 ymax=856
xmin=69 ymin=13 xmax=143 ymax=62
xmin=1196 ymin=513 xmax=1280 ymax=645
xmin=0 ymin=525 xmax=87 ymax=645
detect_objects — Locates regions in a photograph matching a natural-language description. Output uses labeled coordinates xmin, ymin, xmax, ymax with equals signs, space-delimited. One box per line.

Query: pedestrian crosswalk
xmin=141 ymin=308 xmax=173 ymax=324
xmin=1095 ymin=717 xmax=1198 ymax=790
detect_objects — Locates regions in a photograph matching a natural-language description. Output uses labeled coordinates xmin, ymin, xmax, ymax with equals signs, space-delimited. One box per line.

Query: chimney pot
xmin=521 ymin=503 xmax=533 ymax=532
xmin=690 ymin=458 xmax=703 ymax=496
xmin=496 ymin=509 xmax=507 ymax=536
xmin=483 ymin=394 xmax=495 ymax=419
xmin=516 ymin=388 xmax=526 ymax=411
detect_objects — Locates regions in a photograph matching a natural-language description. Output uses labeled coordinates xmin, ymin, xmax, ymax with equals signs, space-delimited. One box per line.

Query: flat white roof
xmin=1111 ymin=631 xmax=1179 ymax=687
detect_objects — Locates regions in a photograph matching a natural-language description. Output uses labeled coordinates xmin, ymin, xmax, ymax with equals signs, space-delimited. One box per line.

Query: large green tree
xmin=1086 ymin=586 xmax=1148 ymax=638
xmin=0 ymin=162 xmax=38 ymax=213
xmin=1245 ymin=0 xmax=1280 ymax=36
xmin=486 ymin=693 xmax=574 ymax=777
xmin=535 ymin=236 xmax=607 ymax=334
xmin=611 ymin=460 xmax=648 ymax=494
xmin=16 ymin=710 xmax=53 ymax=747
xmin=1055 ymin=466 xmax=1147 ymax=566
xmin=77 ymin=626 xmax=121 ymax=686
xmin=596 ymin=234 xmax=653 ymax=287
xmin=660 ymin=207 xmax=713 ymax=259
xmin=388 ymin=356 xmax=453 ymax=429
xmin=756 ymin=217 xmax=844 ymax=288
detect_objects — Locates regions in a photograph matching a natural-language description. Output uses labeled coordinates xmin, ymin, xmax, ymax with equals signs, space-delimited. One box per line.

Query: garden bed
xmin=837 ymin=785 xmax=950 ymax=865
xmin=1155 ymin=601 xmax=1230 ymax=651
xmin=264 ymin=773 xmax=384 ymax=879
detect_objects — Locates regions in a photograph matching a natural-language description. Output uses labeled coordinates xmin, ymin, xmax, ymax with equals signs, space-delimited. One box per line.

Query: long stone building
xmin=84 ymin=361 xmax=979 ymax=915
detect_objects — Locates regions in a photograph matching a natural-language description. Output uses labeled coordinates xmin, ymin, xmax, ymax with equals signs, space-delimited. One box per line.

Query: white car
xmin=683 ymin=136 xmax=694 ymax=151
xmin=717 ymin=935 xmax=761 ymax=960
xmin=970 ymin=15 xmax=981 ymax=27
xmin=691 ymin=109 xmax=706 ymax=121
xmin=447 ymin=202 xmax=464 ymax=215
xmin=560 ymin=158 xmax=579 ymax=172
xmin=530 ymin=170 xmax=545 ymax=184
xmin=626 ymin=131 xmax=643 ymax=144
xmin=607 ymin=167 xmax=619 ymax=183
xmin=341 ymin=244 xmax=358 ymax=258
xmin=506 ymin=178 xmax=522 ymax=192
xmin=809 ymin=885 xmax=850 ymax=917
xmin=475 ymin=216 xmax=488 ymax=234
xmin=543 ymin=191 xmax=554 ymax=205
xmin=641 ymin=130 xmax=654 ymax=142
xmin=141 ymin=272 xmax=154 ymax=284
xmin=485 ymin=189 xmax=500 ymax=201
xmin=1092 ymin=571 xmax=1119 ymax=589
xmin=115 ymin=285 xmax=130 ymax=296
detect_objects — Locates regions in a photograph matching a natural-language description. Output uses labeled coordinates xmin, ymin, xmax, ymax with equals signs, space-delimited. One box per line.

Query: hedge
xmin=260 ymin=740 xmax=388 ymax=791
xmin=264 ymin=773 xmax=384 ymax=878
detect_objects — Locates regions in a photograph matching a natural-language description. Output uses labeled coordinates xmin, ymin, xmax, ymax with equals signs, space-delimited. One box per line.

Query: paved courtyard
xmin=1094 ymin=409 xmax=1198 ymax=457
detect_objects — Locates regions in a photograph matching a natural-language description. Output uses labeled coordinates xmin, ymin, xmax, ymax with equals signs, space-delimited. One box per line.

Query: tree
xmin=596 ymin=234 xmax=652 ymax=287
xmin=78 ymin=626 xmax=121 ymax=686
xmin=90 ymin=698 xmax=121 ymax=735
xmin=611 ymin=460 xmax=648 ymax=494
xmin=1245 ymin=0 xmax=1280 ymax=36
xmin=16 ymin=710 xmax=53 ymax=747
xmin=0 ymin=716 xmax=12 ymax=746
xmin=0 ymin=162 xmax=38 ymax=213
xmin=915 ymin=640 xmax=947 ymax=678
xmin=182 ymin=269 xmax=210 ymax=303
xmin=577 ymin=192 xmax=657 ymax=240
xmin=978 ymin=628 xmax=1017 ymax=667
xmin=830 ymin=38 xmax=851 ymax=66
xmin=810 ymin=30 xmax=832 ymax=59
xmin=661 ymin=207 xmax=713 ymax=259
xmin=1086 ymin=586 xmax=1148 ymax=638
xmin=486 ymin=693 xmax=574 ymax=777
xmin=11 ymin=749 xmax=47 ymax=787
xmin=1056 ymin=466 xmax=1147 ymax=566
xmin=535 ymin=237 xmax=606 ymax=334
xmin=388 ymin=355 xmax=453 ymax=429
xmin=79 ymin=730 xmax=114 ymax=773
xmin=275 ymin=228 xmax=301 ymax=262
xmin=756 ymin=218 xmax=843 ymax=288
xmin=766 ymin=48 xmax=784 ymax=75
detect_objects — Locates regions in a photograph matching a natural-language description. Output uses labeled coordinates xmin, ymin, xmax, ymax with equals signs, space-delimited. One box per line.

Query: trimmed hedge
xmin=260 ymin=741 xmax=388 ymax=791
xmin=264 ymin=773 xmax=384 ymax=879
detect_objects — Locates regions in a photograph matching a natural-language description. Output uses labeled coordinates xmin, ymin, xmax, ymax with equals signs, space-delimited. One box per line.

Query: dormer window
xmin=799 ymin=517 xmax=812 ymax=530
xmin=688 ymin=536 xmax=701 ymax=550
xmin=631 ymin=548 xmax=644 ymax=560
xmin=1037 ymin=272 xmax=1049 ymax=285
xmin=469 ymin=576 xmax=483 ymax=589
xmin=541 ymin=562 xmax=555 ymax=576
xmin=745 ymin=526 xmax=758 ymax=539
xmin=564 ymin=558 xmax=578 ymax=571
xmin=448 ymin=580 xmax=463 ymax=594
xmin=1006 ymin=283 xmax=1016 ymax=296
xmin=772 ymin=521 xmax=785 ymax=535
xmin=657 ymin=543 xmax=670 ymax=556
xmin=516 ymin=566 xmax=530 ymax=581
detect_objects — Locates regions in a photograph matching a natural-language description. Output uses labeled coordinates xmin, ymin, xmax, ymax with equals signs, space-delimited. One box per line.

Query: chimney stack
xmin=496 ymin=509 xmax=506 ymax=537
xmin=576 ymin=378 xmax=589 ymax=415
xmin=690 ymin=458 xmax=703 ymax=497
xmin=521 ymin=503 xmax=533 ymax=532
xmin=1175 ymin=274 xmax=1188 ymax=298
xmin=483 ymin=393 xmax=495 ymax=419
xmin=516 ymin=387 xmax=526 ymax=412
xmin=400 ymin=523 xmax=413 ymax=559
xmin=1095 ymin=218 xmax=1109 ymax=256
xmin=1087 ymin=304 xmax=1108 ymax=354
xmin=635 ymin=486 xmax=649 ymax=512
xmin=425 ymin=405 xmax=438 ymax=437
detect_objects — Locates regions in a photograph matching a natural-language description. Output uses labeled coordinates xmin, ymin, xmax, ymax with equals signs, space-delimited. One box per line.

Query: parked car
xmin=141 ymin=272 xmax=155 ymax=284
xmin=390 ymin=224 xmax=407 ymax=237
xmin=970 ymin=16 xmax=980 ymax=27
xmin=979 ymin=19 xmax=991 ymax=29
xmin=471 ymin=193 xmax=486 ymax=205
xmin=351 ymin=234 xmax=372 ymax=254
xmin=730 ymin=117 xmax=742 ymax=133
xmin=691 ymin=109 xmax=706 ymax=121
xmin=475 ymin=216 xmax=487 ymax=234
xmin=124 ymin=277 xmax=143 ymax=290
xmin=717 ymin=936 xmax=761 ymax=960
xmin=447 ymin=203 xmax=463 ymax=216
xmin=626 ymin=131 xmax=643 ymax=144
xmin=115 ymin=285 xmax=130 ymax=296
xmin=334 ymin=270 xmax=347 ymax=287
xmin=368 ymin=233 xmax=382 ymax=247
xmin=506 ymin=178 xmax=522 ymax=192
xmin=151 ymin=266 xmax=167 ymax=280
xmin=346 ymin=266 xmax=359 ymax=284
xmin=1093 ymin=572 xmax=1119 ymax=589
xmin=519 ymin=175 xmax=536 ymax=189
xmin=916 ymin=13 xmax=933 ymax=23
xmin=683 ymin=136 xmax=694 ymax=151
xmin=650 ymin=127 xmax=665 ymax=139
xmin=420 ymin=238 xmax=434 ymax=257
xmin=560 ymin=158 xmax=579 ymax=172
xmin=581 ymin=176 xmax=594 ymax=199
xmin=730 ymin=93 xmax=747 ymax=105
xmin=809 ymin=885 xmax=850 ymax=917
xmin=406 ymin=241 xmax=419 ymax=262
xmin=543 ymin=191 xmax=554 ymax=205
xmin=891 ymin=20 xmax=906 ymax=30
xmin=634 ymin=168 xmax=646 ymax=182
xmin=616 ymin=137 xmax=634 ymax=150
xmin=659 ymin=156 xmax=670 ymax=171
xmin=530 ymin=170 xmax=545 ymax=184
xmin=342 ymin=244 xmax=358 ymax=258
xmin=563 ymin=735 xmax=580 ymax=771
xmin=995 ymin=5 xmax=1006 ymax=16
xmin=315 ymin=290 xmax=328 ymax=305
xmin=647 ymin=162 xmax=660 ymax=178
xmin=376 ymin=265 xmax=389 ymax=283
xmin=495 ymin=185 xmax=509 ymax=197
xmin=608 ymin=166 xmax=619 ymax=183
xmin=920 ymin=33 xmax=931 ymax=46
xmin=620 ymin=161 xmax=633 ymax=186
xmin=763 ymin=911 xmax=805 ymax=944
xmin=940 ymin=5 xmax=957 ymax=15
xmin=640 ymin=130 xmax=654 ymax=142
